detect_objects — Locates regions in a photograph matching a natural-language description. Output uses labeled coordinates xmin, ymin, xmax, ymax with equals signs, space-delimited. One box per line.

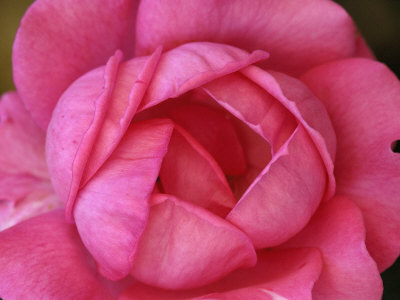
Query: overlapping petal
xmin=130 ymin=194 xmax=256 ymax=290
xmin=301 ymin=58 xmax=400 ymax=271
xmin=46 ymin=49 xmax=160 ymax=220
xmin=282 ymin=196 xmax=383 ymax=300
xmin=122 ymin=248 xmax=322 ymax=299
xmin=135 ymin=0 xmax=356 ymax=75
xmin=13 ymin=0 xmax=139 ymax=129
xmin=159 ymin=124 xmax=236 ymax=217
xmin=74 ymin=119 xmax=173 ymax=280
xmin=227 ymin=125 xmax=326 ymax=248
xmin=168 ymin=104 xmax=247 ymax=176
xmin=0 ymin=210 xmax=114 ymax=299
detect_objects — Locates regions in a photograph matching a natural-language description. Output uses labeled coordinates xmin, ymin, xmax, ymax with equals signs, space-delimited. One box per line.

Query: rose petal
xmin=168 ymin=104 xmax=247 ymax=176
xmin=0 ymin=210 xmax=114 ymax=299
xmin=227 ymin=125 xmax=326 ymax=248
xmin=241 ymin=66 xmax=336 ymax=201
xmin=301 ymin=58 xmax=400 ymax=271
xmin=130 ymin=193 xmax=256 ymax=290
xmin=282 ymin=196 xmax=383 ymax=300
xmin=159 ymin=124 xmax=236 ymax=217
xmin=0 ymin=92 xmax=47 ymax=178
xmin=138 ymin=42 xmax=269 ymax=111
xmin=74 ymin=119 xmax=174 ymax=280
xmin=13 ymin=0 xmax=138 ymax=129
xmin=135 ymin=0 xmax=356 ymax=75
xmin=203 ymin=72 xmax=297 ymax=152
xmin=122 ymin=248 xmax=322 ymax=300
xmin=47 ymin=49 xmax=161 ymax=221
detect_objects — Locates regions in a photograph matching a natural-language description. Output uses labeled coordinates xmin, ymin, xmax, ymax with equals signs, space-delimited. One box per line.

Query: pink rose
xmin=1 ymin=0 xmax=399 ymax=299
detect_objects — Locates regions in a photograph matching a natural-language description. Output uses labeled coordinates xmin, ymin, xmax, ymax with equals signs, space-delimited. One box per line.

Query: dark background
xmin=0 ymin=0 xmax=399 ymax=298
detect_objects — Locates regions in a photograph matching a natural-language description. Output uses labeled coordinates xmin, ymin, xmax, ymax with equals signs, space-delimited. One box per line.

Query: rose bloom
xmin=1 ymin=0 xmax=399 ymax=299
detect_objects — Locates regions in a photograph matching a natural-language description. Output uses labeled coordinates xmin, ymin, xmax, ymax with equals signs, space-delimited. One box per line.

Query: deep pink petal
xmin=168 ymin=104 xmax=247 ymax=176
xmin=301 ymin=58 xmax=400 ymax=271
xmin=282 ymin=196 xmax=383 ymax=300
xmin=13 ymin=0 xmax=138 ymax=129
xmin=136 ymin=0 xmax=356 ymax=75
xmin=74 ymin=119 xmax=174 ymax=280
xmin=138 ymin=42 xmax=269 ymax=111
xmin=47 ymin=49 xmax=161 ymax=221
xmin=159 ymin=125 xmax=236 ymax=216
xmin=121 ymin=248 xmax=322 ymax=300
xmin=0 ymin=92 xmax=47 ymax=178
xmin=354 ymin=36 xmax=375 ymax=59
xmin=227 ymin=125 xmax=326 ymax=248
xmin=130 ymin=193 xmax=256 ymax=290
xmin=0 ymin=210 xmax=114 ymax=299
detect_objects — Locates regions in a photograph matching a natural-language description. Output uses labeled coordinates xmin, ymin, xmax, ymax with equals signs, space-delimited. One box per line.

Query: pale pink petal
xmin=13 ymin=0 xmax=138 ymax=129
xmin=0 ymin=92 xmax=47 ymax=178
xmin=159 ymin=125 xmax=236 ymax=217
xmin=138 ymin=42 xmax=269 ymax=111
xmin=121 ymin=248 xmax=322 ymax=300
xmin=136 ymin=0 xmax=356 ymax=75
xmin=282 ymin=196 xmax=383 ymax=300
xmin=301 ymin=58 xmax=400 ymax=271
xmin=227 ymin=125 xmax=326 ymax=248
xmin=0 ymin=210 xmax=114 ymax=299
xmin=74 ymin=119 xmax=174 ymax=280
xmin=47 ymin=49 xmax=161 ymax=221
xmin=130 ymin=194 xmax=256 ymax=290
xmin=168 ymin=104 xmax=247 ymax=176
xmin=0 ymin=191 xmax=61 ymax=231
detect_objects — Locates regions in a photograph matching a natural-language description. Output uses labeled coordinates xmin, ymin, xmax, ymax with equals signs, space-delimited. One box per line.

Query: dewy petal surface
xmin=282 ymin=196 xmax=383 ymax=300
xmin=0 ymin=210 xmax=114 ymax=299
xmin=13 ymin=0 xmax=138 ymax=129
xmin=122 ymin=248 xmax=322 ymax=300
xmin=130 ymin=194 xmax=256 ymax=290
xmin=74 ymin=119 xmax=173 ymax=281
xmin=135 ymin=0 xmax=356 ymax=75
xmin=301 ymin=58 xmax=400 ymax=271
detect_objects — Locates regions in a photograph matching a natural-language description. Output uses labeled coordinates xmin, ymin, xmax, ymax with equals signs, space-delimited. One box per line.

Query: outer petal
xmin=0 ymin=210 xmax=114 ymax=299
xmin=135 ymin=0 xmax=356 ymax=75
xmin=130 ymin=194 xmax=257 ymax=290
xmin=0 ymin=92 xmax=47 ymax=178
xmin=121 ymin=248 xmax=322 ymax=300
xmin=0 ymin=175 xmax=60 ymax=231
xmin=227 ymin=125 xmax=326 ymax=248
xmin=301 ymin=58 xmax=400 ymax=271
xmin=13 ymin=0 xmax=138 ymax=129
xmin=74 ymin=119 xmax=173 ymax=281
xmin=282 ymin=196 xmax=383 ymax=300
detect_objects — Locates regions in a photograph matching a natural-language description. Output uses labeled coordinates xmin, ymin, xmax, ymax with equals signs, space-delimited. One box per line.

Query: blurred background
xmin=0 ymin=0 xmax=399 ymax=298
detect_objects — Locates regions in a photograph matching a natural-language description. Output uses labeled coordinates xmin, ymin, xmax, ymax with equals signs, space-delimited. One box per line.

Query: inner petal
xmin=168 ymin=103 xmax=247 ymax=176
xmin=159 ymin=124 xmax=236 ymax=217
